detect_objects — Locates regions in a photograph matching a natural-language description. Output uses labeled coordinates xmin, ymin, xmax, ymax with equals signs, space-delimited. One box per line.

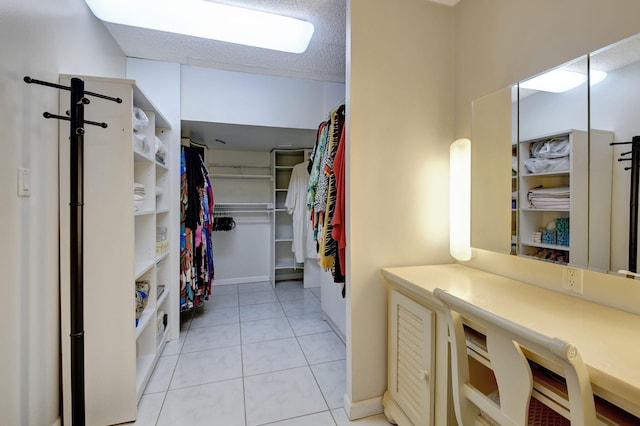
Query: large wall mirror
xmin=471 ymin=32 xmax=640 ymax=274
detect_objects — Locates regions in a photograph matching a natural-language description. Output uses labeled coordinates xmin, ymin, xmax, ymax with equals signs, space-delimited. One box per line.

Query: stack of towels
xmin=528 ymin=186 xmax=569 ymax=209
xmin=134 ymin=182 xmax=145 ymax=211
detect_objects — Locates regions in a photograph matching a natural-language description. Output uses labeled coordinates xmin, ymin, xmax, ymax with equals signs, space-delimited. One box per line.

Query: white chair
xmin=433 ymin=288 xmax=596 ymax=426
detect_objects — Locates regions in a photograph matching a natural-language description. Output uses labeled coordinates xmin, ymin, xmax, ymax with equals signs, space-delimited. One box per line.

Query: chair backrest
xmin=433 ymin=288 xmax=596 ymax=426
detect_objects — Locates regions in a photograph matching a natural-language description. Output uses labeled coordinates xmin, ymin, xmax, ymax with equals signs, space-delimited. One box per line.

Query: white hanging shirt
xmin=285 ymin=162 xmax=316 ymax=262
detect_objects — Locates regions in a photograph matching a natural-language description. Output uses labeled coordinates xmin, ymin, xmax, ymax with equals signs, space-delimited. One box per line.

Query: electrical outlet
xmin=563 ymin=267 xmax=583 ymax=294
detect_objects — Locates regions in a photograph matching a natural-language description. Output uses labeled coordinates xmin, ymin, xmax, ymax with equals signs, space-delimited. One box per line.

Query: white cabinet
xmin=59 ymin=75 xmax=175 ymax=425
xmin=271 ymin=149 xmax=307 ymax=285
xmin=382 ymin=284 xmax=456 ymax=426
xmin=386 ymin=289 xmax=435 ymax=425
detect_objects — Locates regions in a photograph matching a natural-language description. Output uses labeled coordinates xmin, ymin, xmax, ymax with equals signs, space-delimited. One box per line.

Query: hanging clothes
xmin=331 ymin=123 xmax=347 ymax=276
xmin=306 ymin=104 xmax=346 ymax=285
xmin=180 ymin=145 xmax=215 ymax=311
xmin=307 ymin=120 xmax=329 ymax=242
xmin=285 ymin=162 xmax=316 ymax=263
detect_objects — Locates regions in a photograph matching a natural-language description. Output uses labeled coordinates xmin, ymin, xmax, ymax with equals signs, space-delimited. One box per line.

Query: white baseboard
xmin=343 ymin=394 xmax=384 ymax=420
xmin=275 ymin=272 xmax=303 ymax=282
xmin=213 ymin=275 xmax=270 ymax=286
xmin=51 ymin=418 xmax=61 ymax=426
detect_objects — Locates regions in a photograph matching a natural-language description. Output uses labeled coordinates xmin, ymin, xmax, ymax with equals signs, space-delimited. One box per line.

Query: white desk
xmin=382 ymin=264 xmax=640 ymax=421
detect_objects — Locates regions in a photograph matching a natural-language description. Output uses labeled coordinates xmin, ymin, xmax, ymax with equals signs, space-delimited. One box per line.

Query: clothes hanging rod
xmin=329 ymin=98 xmax=346 ymax=115
xmin=215 ymin=209 xmax=274 ymax=214
xmin=208 ymin=163 xmax=271 ymax=168
xmin=209 ymin=173 xmax=272 ymax=180
xmin=216 ymin=202 xmax=273 ymax=207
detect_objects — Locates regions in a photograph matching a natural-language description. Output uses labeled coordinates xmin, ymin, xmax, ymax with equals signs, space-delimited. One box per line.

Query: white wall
xmin=518 ymin=84 xmax=588 ymax=141
xmin=455 ymin=0 xmax=640 ymax=316
xmin=126 ymin=58 xmax=182 ymax=340
xmin=207 ymin=149 xmax=273 ymax=285
xmin=181 ymin=66 xmax=344 ymax=130
xmin=320 ymin=268 xmax=347 ymax=339
xmin=0 ymin=1 xmax=126 ymax=425
xmin=346 ymin=0 xmax=455 ymax=416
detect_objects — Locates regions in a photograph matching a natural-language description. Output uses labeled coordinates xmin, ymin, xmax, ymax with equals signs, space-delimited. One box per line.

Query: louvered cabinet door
xmin=389 ymin=289 xmax=435 ymax=425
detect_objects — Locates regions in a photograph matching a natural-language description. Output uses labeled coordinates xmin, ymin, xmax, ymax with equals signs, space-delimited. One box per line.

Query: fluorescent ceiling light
xmin=84 ymin=0 xmax=315 ymax=54
xmin=520 ymin=69 xmax=607 ymax=93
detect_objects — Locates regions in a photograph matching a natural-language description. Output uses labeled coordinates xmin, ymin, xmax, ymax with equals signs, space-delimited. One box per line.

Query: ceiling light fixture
xmin=590 ymin=69 xmax=608 ymax=86
xmin=520 ymin=69 xmax=607 ymax=93
xmin=84 ymin=0 xmax=315 ymax=54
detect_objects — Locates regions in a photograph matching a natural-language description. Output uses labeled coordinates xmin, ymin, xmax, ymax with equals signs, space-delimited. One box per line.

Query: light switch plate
xmin=18 ymin=167 xmax=31 ymax=197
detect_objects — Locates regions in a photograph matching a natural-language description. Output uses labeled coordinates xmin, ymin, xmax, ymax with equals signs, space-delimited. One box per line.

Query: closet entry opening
xmin=174 ymin=118 xmax=347 ymax=342
xmin=180 ymin=121 xmax=315 ymax=294
xmin=136 ymin=105 xmax=348 ymax=423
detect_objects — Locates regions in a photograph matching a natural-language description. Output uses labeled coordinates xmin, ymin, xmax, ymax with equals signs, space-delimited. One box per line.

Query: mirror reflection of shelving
xmin=516 ymin=129 xmax=611 ymax=268
xmin=517 ymin=130 xmax=583 ymax=266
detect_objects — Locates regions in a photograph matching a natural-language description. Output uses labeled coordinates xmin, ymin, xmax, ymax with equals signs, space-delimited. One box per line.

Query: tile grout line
xmin=236 ymin=286 xmax=250 ymax=426
xmin=143 ymin=281 xmax=351 ymax=425
xmin=152 ymin=307 xmax=194 ymax=425
xmin=277 ymin=282 xmax=338 ymax=420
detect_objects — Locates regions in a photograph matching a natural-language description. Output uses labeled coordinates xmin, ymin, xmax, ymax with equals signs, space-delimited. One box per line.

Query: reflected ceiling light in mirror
xmin=590 ymin=70 xmax=608 ymax=85
xmin=450 ymin=138 xmax=472 ymax=261
xmin=520 ymin=69 xmax=607 ymax=93
xmin=83 ymin=0 xmax=315 ymax=54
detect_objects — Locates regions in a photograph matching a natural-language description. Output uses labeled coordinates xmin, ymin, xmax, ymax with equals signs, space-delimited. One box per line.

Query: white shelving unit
xmin=271 ymin=149 xmax=307 ymax=285
xmin=516 ymin=130 xmax=587 ymax=266
xmin=132 ymin=102 xmax=172 ymax=400
xmin=59 ymin=75 xmax=175 ymax=425
xmin=511 ymin=143 xmax=518 ymax=255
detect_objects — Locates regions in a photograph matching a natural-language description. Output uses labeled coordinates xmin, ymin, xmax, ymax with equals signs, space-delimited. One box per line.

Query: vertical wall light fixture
xmin=450 ymin=138 xmax=472 ymax=261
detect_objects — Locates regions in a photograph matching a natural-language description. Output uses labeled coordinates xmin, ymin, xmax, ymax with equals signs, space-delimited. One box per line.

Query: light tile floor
xmin=132 ymin=280 xmax=392 ymax=426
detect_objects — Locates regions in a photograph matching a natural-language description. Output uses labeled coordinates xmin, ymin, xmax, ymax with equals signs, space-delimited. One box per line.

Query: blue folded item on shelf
xmin=542 ymin=229 xmax=556 ymax=245
xmin=135 ymin=280 xmax=150 ymax=327
xmin=557 ymin=231 xmax=570 ymax=246
xmin=555 ymin=217 xmax=569 ymax=232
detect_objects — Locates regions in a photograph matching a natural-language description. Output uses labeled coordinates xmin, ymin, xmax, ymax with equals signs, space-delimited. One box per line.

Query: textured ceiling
xmin=97 ymin=0 xmax=459 ymax=150
xmin=98 ymin=0 xmax=461 ymax=83
xmin=103 ymin=0 xmax=347 ymax=83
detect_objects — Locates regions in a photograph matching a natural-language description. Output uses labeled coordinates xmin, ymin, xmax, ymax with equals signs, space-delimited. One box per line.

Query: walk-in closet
xmin=178 ymin=98 xmax=348 ymax=332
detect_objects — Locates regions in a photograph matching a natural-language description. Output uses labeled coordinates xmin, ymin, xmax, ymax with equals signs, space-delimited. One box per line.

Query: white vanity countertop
xmin=381 ymin=263 xmax=640 ymax=417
